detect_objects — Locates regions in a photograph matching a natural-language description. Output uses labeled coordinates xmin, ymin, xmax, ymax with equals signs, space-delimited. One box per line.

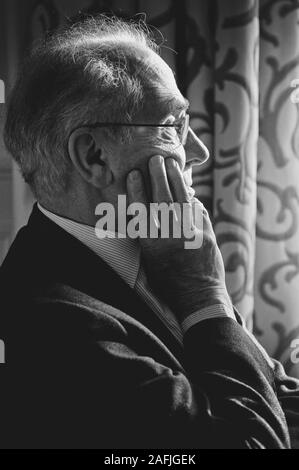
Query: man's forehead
xmin=166 ymin=95 xmax=190 ymax=113
xmin=143 ymin=53 xmax=188 ymax=113
xmin=143 ymin=88 xmax=189 ymax=121
xmin=146 ymin=51 xmax=177 ymax=88
xmin=127 ymin=46 xmax=188 ymax=119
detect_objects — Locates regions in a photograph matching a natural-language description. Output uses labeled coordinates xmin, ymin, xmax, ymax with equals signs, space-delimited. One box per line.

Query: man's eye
xmin=175 ymin=119 xmax=183 ymax=129
xmin=174 ymin=119 xmax=184 ymax=133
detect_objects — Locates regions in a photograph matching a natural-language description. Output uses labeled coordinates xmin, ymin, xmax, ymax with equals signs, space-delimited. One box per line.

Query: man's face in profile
xmin=100 ymin=47 xmax=209 ymax=202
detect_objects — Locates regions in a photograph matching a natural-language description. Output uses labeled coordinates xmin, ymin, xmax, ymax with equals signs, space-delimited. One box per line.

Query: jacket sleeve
xmin=4 ymin=300 xmax=291 ymax=449
xmin=271 ymin=359 xmax=299 ymax=449
xmin=233 ymin=306 xmax=299 ymax=449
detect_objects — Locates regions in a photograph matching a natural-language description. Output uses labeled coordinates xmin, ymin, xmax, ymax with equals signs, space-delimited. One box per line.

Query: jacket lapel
xmin=26 ymin=205 xmax=184 ymax=362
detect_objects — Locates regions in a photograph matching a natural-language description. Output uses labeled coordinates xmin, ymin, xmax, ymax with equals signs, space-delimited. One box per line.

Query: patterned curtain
xmin=9 ymin=0 xmax=299 ymax=377
xmin=180 ymin=0 xmax=299 ymax=379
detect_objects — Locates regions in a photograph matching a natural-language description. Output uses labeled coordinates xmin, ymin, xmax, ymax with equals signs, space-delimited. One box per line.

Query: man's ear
xmin=68 ymin=128 xmax=113 ymax=189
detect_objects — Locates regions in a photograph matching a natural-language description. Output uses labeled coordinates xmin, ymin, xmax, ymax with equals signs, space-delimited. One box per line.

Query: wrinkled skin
xmin=97 ymin=48 xmax=209 ymax=209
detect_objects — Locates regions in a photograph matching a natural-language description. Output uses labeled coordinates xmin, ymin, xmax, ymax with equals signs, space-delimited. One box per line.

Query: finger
xmin=195 ymin=201 xmax=217 ymax=243
xmin=127 ymin=170 xmax=147 ymax=206
xmin=165 ymin=158 xmax=190 ymax=203
xmin=149 ymin=156 xmax=173 ymax=204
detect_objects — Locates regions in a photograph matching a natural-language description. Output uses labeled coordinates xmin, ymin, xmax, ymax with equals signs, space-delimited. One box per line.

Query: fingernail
xmin=128 ymin=170 xmax=140 ymax=182
xmin=165 ymin=158 xmax=176 ymax=168
xmin=150 ymin=155 xmax=163 ymax=167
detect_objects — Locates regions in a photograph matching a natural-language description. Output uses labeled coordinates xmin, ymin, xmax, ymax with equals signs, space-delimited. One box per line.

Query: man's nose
xmin=185 ymin=127 xmax=209 ymax=166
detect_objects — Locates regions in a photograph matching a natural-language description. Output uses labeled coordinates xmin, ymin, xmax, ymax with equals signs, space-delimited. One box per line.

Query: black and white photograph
xmin=0 ymin=0 xmax=299 ymax=451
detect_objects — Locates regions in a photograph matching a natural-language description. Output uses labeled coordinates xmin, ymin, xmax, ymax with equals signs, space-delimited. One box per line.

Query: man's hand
xmin=127 ymin=155 xmax=233 ymax=324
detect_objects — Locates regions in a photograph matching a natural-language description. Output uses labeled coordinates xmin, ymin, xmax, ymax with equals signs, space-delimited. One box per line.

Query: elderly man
xmin=0 ymin=16 xmax=298 ymax=449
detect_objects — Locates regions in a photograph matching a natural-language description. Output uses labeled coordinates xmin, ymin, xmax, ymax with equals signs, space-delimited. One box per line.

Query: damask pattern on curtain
xmin=182 ymin=0 xmax=299 ymax=378
xmin=13 ymin=0 xmax=299 ymax=377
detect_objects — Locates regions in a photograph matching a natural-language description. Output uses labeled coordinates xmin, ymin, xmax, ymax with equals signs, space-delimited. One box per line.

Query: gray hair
xmin=4 ymin=16 xmax=159 ymax=201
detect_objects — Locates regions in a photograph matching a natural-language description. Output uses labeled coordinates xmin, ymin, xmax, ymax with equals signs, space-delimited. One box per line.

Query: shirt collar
xmin=37 ymin=203 xmax=141 ymax=289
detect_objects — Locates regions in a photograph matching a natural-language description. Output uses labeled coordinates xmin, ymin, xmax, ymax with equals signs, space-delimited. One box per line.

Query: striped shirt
xmin=38 ymin=204 xmax=235 ymax=345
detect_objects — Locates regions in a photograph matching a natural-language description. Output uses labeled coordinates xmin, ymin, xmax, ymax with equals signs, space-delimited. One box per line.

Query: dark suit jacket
xmin=0 ymin=205 xmax=298 ymax=449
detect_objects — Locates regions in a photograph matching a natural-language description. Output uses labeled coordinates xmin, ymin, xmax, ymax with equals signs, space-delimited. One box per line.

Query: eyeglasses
xmin=71 ymin=113 xmax=190 ymax=147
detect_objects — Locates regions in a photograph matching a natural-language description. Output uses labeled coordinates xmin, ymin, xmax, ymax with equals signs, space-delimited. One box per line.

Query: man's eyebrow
xmin=173 ymin=97 xmax=190 ymax=112
xmin=183 ymin=98 xmax=190 ymax=109
xmin=155 ymin=96 xmax=190 ymax=120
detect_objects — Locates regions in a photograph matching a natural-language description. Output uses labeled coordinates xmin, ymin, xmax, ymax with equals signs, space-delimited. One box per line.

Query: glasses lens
xmin=174 ymin=114 xmax=189 ymax=146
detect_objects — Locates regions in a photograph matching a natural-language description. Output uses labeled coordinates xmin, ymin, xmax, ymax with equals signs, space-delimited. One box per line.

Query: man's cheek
xmin=138 ymin=130 xmax=180 ymax=154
